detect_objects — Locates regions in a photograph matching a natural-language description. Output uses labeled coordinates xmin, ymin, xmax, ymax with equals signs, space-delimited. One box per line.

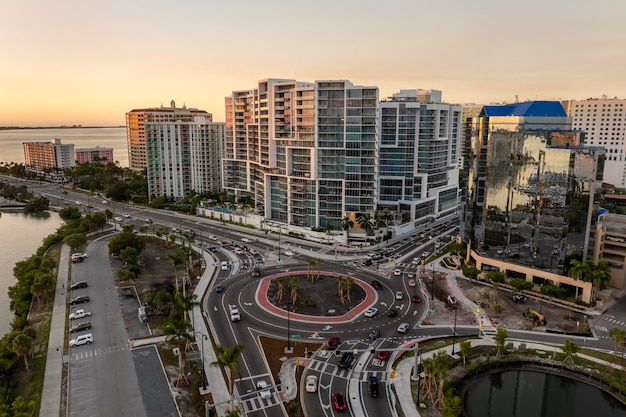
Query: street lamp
xmin=416 ymin=349 xmax=422 ymax=408
xmin=195 ymin=332 xmax=208 ymax=389
xmin=286 ymin=301 xmax=291 ymax=351
xmin=452 ymin=305 xmax=458 ymax=355
xmin=278 ymin=227 xmax=282 ymax=262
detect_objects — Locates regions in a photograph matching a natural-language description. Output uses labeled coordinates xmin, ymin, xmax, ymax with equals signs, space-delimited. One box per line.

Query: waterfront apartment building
xmin=145 ymin=118 xmax=224 ymax=200
xmin=126 ymin=100 xmax=212 ymax=170
xmin=74 ymin=146 xmax=114 ymax=165
xmin=23 ymin=138 xmax=75 ymax=172
xmin=378 ymin=90 xmax=462 ymax=225
xmin=562 ymin=96 xmax=626 ymax=188
xmin=223 ymin=79 xmax=378 ymax=232
xmin=464 ymin=101 xmax=605 ymax=304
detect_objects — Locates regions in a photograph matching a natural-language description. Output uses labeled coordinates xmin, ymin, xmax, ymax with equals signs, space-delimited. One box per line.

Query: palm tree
xmin=212 ymin=343 xmax=246 ymax=398
xmin=306 ymin=258 xmax=316 ymax=282
xmin=561 ymin=338 xmax=579 ymax=363
xmin=357 ymin=213 xmax=374 ymax=238
xmin=421 ymin=356 xmax=436 ymax=404
xmin=175 ymin=293 xmax=200 ymax=323
xmin=569 ymin=259 xmax=587 ymax=300
xmin=324 ymin=223 xmax=334 ymax=244
xmin=167 ymin=251 xmax=184 ymax=294
xmin=609 ymin=327 xmax=626 ymax=354
xmin=343 ymin=276 xmax=355 ymax=303
xmin=10 ymin=331 xmax=34 ymax=373
xmin=164 ymin=318 xmax=193 ymax=386
xmin=288 ymin=275 xmax=299 ymax=305
xmin=433 ymin=350 xmax=449 ymax=407
xmin=588 ymin=259 xmax=611 ymax=301
xmin=337 ymin=280 xmax=346 ymax=305
xmin=341 ymin=215 xmax=354 ymax=244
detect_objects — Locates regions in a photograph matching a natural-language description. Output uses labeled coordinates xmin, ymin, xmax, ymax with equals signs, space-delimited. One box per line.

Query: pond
xmin=464 ymin=370 xmax=626 ymax=417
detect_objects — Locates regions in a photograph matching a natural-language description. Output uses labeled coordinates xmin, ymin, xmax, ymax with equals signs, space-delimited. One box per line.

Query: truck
xmin=228 ymin=304 xmax=241 ymax=322
xmin=69 ymin=309 xmax=92 ymax=320
xmin=524 ymin=308 xmax=545 ymax=326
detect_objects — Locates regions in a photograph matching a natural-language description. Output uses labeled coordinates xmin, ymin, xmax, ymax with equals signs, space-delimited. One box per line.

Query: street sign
xmin=428 ymin=309 xmax=435 ymax=313
xmin=292 ymin=334 xmax=301 ymax=339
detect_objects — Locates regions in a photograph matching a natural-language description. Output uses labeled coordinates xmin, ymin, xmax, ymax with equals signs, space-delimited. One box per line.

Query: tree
xmin=9 ymin=331 xmax=34 ymax=372
xmin=357 ymin=213 xmax=374 ymax=237
xmin=116 ymin=269 xmax=135 ymax=282
xmin=168 ymin=251 xmax=184 ymax=294
xmin=569 ymin=259 xmax=587 ymax=300
xmin=459 ymin=340 xmax=472 ymax=366
xmin=63 ymin=233 xmax=87 ymax=252
xmin=275 ymin=277 xmax=285 ymax=303
xmin=288 ymin=275 xmax=299 ymax=305
xmin=164 ymin=318 xmax=193 ymax=386
xmin=212 ymin=343 xmax=246 ymax=398
xmin=324 ymin=223 xmax=334 ymax=243
xmin=108 ymin=230 xmax=145 ymax=256
xmin=441 ymin=388 xmax=463 ymax=417
xmin=494 ymin=327 xmax=508 ymax=357
xmin=341 ymin=215 xmax=354 ymax=244
xmin=561 ymin=338 xmax=579 ymax=363
xmin=587 ymin=259 xmax=611 ymax=300
xmin=175 ymin=293 xmax=200 ymax=323
xmin=609 ymin=327 xmax=626 ymax=355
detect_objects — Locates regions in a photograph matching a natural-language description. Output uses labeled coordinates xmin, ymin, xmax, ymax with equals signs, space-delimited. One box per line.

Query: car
xmin=86 ymin=204 xmax=93 ymax=208
xmin=71 ymin=253 xmax=88 ymax=260
xmin=411 ymin=295 xmax=422 ymax=303
xmin=364 ymin=258 xmax=373 ymax=266
xmin=70 ymin=295 xmax=90 ymax=305
xmin=284 ymin=250 xmax=294 ymax=257
xmin=397 ymin=322 xmax=410 ymax=333
xmin=422 ymin=251 xmax=430 ymax=258
xmin=71 ymin=256 xmax=83 ymax=263
xmin=327 ymin=337 xmax=341 ymax=350
xmin=395 ymin=291 xmax=404 ymax=300
xmin=387 ymin=308 xmax=398 ymax=318
xmin=256 ymin=380 xmax=271 ymax=399
xmin=69 ymin=321 xmax=92 ymax=333
xmin=364 ymin=307 xmax=378 ymax=318
xmin=215 ymin=284 xmax=224 ymax=293
xmin=412 ymin=257 xmax=421 ymax=265
xmin=123 ymin=213 xmax=131 ymax=218
xmin=371 ymin=280 xmax=382 ymax=290
xmin=447 ymin=295 xmax=457 ymax=306
xmin=393 ymin=268 xmax=402 ymax=276
xmin=368 ymin=329 xmax=381 ymax=340
xmin=69 ymin=281 xmax=88 ymax=290
xmin=221 ymin=261 xmax=229 ymax=270
xmin=251 ymin=267 xmax=261 ymax=277
xmin=331 ymin=392 xmax=347 ymax=411
xmin=64 ymin=201 xmax=70 ymax=205
xmin=241 ymin=238 xmax=251 ymax=243
xmin=69 ymin=333 xmax=93 ymax=347
xmin=377 ymin=350 xmax=390 ymax=361
xmin=114 ymin=216 xmax=123 ymax=222
xmin=62 ymin=190 xmax=68 ymax=194
xmin=408 ymin=279 xmax=416 ymax=287
xmin=305 ymin=375 xmax=318 ymax=393
xmin=75 ymin=201 xmax=82 ymax=205
xmin=256 ymin=257 xmax=264 ymax=265
xmin=368 ymin=376 xmax=380 ymax=397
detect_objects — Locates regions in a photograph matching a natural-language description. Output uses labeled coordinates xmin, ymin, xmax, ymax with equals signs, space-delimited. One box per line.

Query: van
xmin=221 ymin=261 xmax=229 ymax=270
xmin=338 ymin=352 xmax=354 ymax=369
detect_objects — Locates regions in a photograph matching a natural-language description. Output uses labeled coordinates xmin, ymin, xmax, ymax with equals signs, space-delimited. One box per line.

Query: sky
xmin=2 ymin=0 xmax=626 ymax=127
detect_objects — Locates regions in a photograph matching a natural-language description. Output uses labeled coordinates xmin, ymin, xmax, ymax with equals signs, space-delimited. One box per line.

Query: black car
xmin=251 ymin=267 xmax=261 ymax=277
xmin=387 ymin=308 xmax=398 ymax=318
xmin=70 ymin=296 xmax=90 ymax=305
xmin=368 ymin=329 xmax=381 ymax=340
xmin=338 ymin=352 xmax=354 ymax=369
xmin=368 ymin=376 xmax=380 ymax=397
xmin=70 ymin=281 xmax=88 ymax=290
xmin=371 ymin=280 xmax=382 ymax=290
xmin=364 ymin=259 xmax=373 ymax=266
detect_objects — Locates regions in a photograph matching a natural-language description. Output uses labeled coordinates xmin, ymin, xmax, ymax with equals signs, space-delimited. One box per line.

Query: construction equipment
xmin=524 ymin=308 xmax=545 ymax=326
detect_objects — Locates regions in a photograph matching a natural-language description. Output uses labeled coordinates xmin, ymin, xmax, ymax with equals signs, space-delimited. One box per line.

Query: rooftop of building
xmin=483 ymin=101 xmax=567 ymax=117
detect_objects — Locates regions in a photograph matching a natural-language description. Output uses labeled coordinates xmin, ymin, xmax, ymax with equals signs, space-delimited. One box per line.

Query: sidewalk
xmin=39 ymin=244 xmax=70 ymax=417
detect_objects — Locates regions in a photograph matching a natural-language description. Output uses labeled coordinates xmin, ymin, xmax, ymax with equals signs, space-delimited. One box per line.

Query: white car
xmin=412 ymin=257 xmax=421 ymax=265
xmin=69 ymin=333 xmax=93 ymax=347
xmin=422 ymin=251 xmax=430 ymax=258
xmin=75 ymin=201 xmax=82 ymax=205
xmin=408 ymin=279 xmax=416 ymax=287
xmin=256 ymin=380 xmax=271 ymax=399
xmin=364 ymin=307 xmax=378 ymax=318
xmin=395 ymin=291 xmax=404 ymax=300
xmin=393 ymin=269 xmax=402 ymax=276
xmin=305 ymin=375 xmax=318 ymax=393
xmin=284 ymin=250 xmax=295 ymax=257
xmin=71 ymin=253 xmax=88 ymax=260
xmin=397 ymin=323 xmax=410 ymax=334
xmin=123 ymin=213 xmax=131 ymax=218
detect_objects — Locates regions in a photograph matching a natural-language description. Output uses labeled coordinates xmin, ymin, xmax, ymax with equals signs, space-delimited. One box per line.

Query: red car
xmin=331 ymin=392 xmax=347 ymax=411
xmin=327 ymin=337 xmax=341 ymax=350
xmin=411 ymin=295 xmax=422 ymax=303
xmin=377 ymin=350 xmax=390 ymax=361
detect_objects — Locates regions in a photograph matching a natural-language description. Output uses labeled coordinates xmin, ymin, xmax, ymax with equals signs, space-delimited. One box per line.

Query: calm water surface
xmin=0 ymin=211 xmax=62 ymax=336
xmin=0 ymin=127 xmax=128 ymax=167
xmin=464 ymin=369 xmax=626 ymax=417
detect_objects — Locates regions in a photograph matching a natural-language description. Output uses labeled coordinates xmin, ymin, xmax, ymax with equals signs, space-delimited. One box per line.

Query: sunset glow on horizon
xmin=2 ymin=0 xmax=625 ymax=127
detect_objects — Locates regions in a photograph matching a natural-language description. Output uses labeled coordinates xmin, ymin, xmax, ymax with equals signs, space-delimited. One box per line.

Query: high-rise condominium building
xmin=126 ymin=100 xmax=212 ymax=170
xmin=563 ymin=96 xmax=626 ymax=188
xmin=145 ymin=116 xmax=224 ymax=200
xmin=378 ymin=90 xmax=462 ymax=224
xmin=23 ymin=138 xmax=75 ymax=172
xmin=464 ymin=101 xmax=605 ymax=303
xmin=224 ymin=79 xmax=378 ymax=230
xmin=74 ymin=146 xmax=114 ymax=165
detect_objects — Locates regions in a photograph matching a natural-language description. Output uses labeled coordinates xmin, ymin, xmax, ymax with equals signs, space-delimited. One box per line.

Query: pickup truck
xmin=69 ymin=309 xmax=92 ymax=320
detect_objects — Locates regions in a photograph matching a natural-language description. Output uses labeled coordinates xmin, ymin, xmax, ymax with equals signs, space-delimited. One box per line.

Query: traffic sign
xmin=428 ymin=309 xmax=435 ymax=313
xmin=292 ymin=334 xmax=301 ymax=339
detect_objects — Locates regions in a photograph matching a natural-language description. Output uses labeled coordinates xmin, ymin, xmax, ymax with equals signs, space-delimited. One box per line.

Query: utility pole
xmin=278 ymin=227 xmax=282 ymax=262
xmin=452 ymin=305 xmax=458 ymax=355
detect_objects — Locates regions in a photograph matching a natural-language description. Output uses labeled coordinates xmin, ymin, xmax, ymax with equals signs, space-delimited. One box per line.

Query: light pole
xmin=452 ymin=305 xmax=458 ymax=355
xmin=278 ymin=227 xmax=282 ymax=262
xmin=416 ymin=349 xmax=422 ymax=408
xmin=286 ymin=301 xmax=291 ymax=351
xmin=195 ymin=332 xmax=208 ymax=389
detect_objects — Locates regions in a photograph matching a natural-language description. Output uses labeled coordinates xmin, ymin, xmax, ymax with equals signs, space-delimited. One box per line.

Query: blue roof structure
xmin=483 ymin=101 xmax=566 ymax=117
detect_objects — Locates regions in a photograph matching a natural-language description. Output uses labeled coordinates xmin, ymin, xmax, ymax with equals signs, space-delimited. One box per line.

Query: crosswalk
xmin=238 ymin=391 xmax=281 ymax=414
xmin=71 ymin=344 xmax=130 ymax=361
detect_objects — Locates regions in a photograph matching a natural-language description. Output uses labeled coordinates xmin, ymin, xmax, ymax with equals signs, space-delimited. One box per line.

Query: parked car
xmin=70 ymin=296 xmax=90 ymax=305
xmin=69 ymin=281 xmax=88 ymax=290
xmin=397 ymin=322 xmax=410 ymax=333
xmin=364 ymin=307 xmax=378 ymax=318
xmin=331 ymin=392 xmax=347 ymax=411
xmin=305 ymin=375 xmax=317 ymax=393
xmin=69 ymin=321 xmax=92 ymax=333
xmin=69 ymin=333 xmax=93 ymax=347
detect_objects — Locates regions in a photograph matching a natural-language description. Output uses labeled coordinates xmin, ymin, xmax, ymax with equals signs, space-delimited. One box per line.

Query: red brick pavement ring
xmin=255 ymin=271 xmax=378 ymax=323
